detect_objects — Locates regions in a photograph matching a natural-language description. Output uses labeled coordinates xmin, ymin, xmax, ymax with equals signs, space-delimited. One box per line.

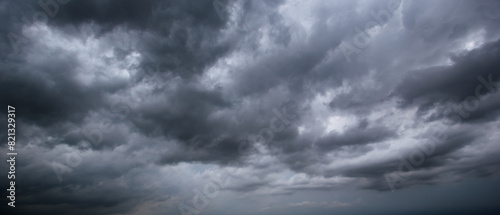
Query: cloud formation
xmin=1 ymin=0 xmax=500 ymax=214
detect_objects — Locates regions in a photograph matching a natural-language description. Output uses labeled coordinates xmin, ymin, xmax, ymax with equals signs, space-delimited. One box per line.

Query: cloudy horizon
xmin=1 ymin=0 xmax=500 ymax=214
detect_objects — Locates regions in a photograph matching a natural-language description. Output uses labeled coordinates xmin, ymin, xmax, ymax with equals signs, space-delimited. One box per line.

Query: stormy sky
xmin=1 ymin=0 xmax=500 ymax=214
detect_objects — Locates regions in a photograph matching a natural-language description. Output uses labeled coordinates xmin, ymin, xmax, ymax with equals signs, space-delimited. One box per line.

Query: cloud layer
xmin=1 ymin=0 xmax=500 ymax=214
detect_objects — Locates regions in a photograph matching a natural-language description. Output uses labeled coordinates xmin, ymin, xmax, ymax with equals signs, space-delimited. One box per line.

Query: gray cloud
xmin=2 ymin=0 xmax=500 ymax=214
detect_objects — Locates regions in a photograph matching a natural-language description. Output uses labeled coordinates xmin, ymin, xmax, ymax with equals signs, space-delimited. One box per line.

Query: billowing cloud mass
xmin=1 ymin=0 xmax=500 ymax=214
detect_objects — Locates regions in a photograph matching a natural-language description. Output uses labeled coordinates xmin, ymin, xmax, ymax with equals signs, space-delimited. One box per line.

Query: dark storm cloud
xmin=0 ymin=49 xmax=114 ymax=125
xmin=394 ymin=38 xmax=500 ymax=123
xmin=315 ymin=119 xmax=396 ymax=152
xmin=0 ymin=0 xmax=247 ymax=213
xmin=0 ymin=0 xmax=236 ymax=144
xmin=356 ymin=126 xmax=487 ymax=191
xmin=2 ymin=0 xmax=500 ymax=214
xmin=325 ymin=123 xmax=496 ymax=192
xmin=394 ymin=39 xmax=500 ymax=103
xmin=10 ymin=148 xmax=171 ymax=215
xmin=51 ymin=0 xmax=236 ymax=79
xmin=271 ymin=118 xmax=397 ymax=175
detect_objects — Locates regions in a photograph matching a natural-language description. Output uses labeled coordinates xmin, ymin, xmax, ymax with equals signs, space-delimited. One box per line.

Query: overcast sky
xmin=1 ymin=0 xmax=500 ymax=214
